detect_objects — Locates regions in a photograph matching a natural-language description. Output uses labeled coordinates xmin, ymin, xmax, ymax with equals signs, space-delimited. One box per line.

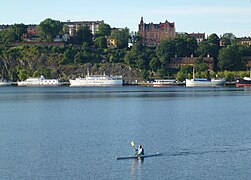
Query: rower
xmin=136 ymin=144 xmax=144 ymax=155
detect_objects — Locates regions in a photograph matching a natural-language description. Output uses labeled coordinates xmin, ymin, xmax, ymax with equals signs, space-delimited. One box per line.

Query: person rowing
xmin=131 ymin=141 xmax=144 ymax=156
xmin=136 ymin=144 xmax=144 ymax=156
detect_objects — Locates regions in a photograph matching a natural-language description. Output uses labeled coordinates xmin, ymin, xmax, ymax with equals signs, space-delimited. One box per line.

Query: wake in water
xmin=161 ymin=144 xmax=251 ymax=157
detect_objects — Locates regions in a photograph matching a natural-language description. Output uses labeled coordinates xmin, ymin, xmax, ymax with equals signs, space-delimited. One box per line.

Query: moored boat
xmin=152 ymin=79 xmax=179 ymax=87
xmin=0 ymin=78 xmax=12 ymax=86
xmin=17 ymin=75 xmax=61 ymax=86
xmin=236 ymin=69 xmax=251 ymax=87
xmin=236 ymin=77 xmax=251 ymax=87
xmin=186 ymin=78 xmax=226 ymax=87
xmin=186 ymin=66 xmax=225 ymax=87
xmin=69 ymin=73 xmax=123 ymax=86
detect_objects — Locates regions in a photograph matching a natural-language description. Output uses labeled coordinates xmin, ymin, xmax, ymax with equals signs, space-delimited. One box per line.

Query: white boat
xmin=0 ymin=78 xmax=12 ymax=86
xmin=69 ymin=73 xmax=123 ymax=86
xmin=152 ymin=79 xmax=183 ymax=87
xmin=186 ymin=78 xmax=226 ymax=87
xmin=185 ymin=67 xmax=225 ymax=87
xmin=17 ymin=75 xmax=61 ymax=86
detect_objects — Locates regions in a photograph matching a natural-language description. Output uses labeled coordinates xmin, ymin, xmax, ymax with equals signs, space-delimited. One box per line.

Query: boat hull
xmin=236 ymin=78 xmax=251 ymax=87
xmin=0 ymin=82 xmax=12 ymax=86
xmin=186 ymin=78 xmax=225 ymax=87
xmin=17 ymin=76 xmax=61 ymax=86
xmin=69 ymin=76 xmax=123 ymax=86
xmin=116 ymin=152 xmax=162 ymax=160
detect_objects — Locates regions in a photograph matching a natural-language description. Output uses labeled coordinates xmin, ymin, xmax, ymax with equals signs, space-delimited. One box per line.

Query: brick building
xmin=138 ymin=17 xmax=176 ymax=47
xmin=169 ymin=56 xmax=214 ymax=70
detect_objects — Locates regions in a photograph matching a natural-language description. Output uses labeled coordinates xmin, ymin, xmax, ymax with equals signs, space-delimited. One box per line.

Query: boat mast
xmin=193 ymin=66 xmax=195 ymax=79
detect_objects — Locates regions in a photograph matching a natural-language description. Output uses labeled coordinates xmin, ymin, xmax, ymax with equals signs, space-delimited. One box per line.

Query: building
xmin=189 ymin=33 xmax=205 ymax=43
xmin=237 ymin=37 xmax=251 ymax=46
xmin=0 ymin=25 xmax=10 ymax=31
xmin=64 ymin=20 xmax=104 ymax=37
xmin=138 ymin=17 xmax=176 ymax=47
xmin=169 ymin=56 xmax=214 ymax=70
xmin=27 ymin=25 xmax=39 ymax=37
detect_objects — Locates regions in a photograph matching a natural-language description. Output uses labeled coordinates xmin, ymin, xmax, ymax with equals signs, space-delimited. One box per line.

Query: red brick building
xmin=138 ymin=17 xmax=176 ymax=47
xmin=169 ymin=56 xmax=214 ymax=70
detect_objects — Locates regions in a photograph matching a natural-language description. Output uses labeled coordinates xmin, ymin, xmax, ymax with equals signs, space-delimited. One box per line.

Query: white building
xmin=64 ymin=20 xmax=104 ymax=37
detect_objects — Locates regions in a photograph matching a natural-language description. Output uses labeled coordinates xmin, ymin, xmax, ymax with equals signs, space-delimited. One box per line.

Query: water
xmin=0 ymin=86 xmax=251 ymax=180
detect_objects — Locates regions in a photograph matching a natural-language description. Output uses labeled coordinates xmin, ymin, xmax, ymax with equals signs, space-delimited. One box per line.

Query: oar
xmin=130 ymin=141 xmax=135 ymax=147
xmin=131 ymin=141 xmax=137 ymax=154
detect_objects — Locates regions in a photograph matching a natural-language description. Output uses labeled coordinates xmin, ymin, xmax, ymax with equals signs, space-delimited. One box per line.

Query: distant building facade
xmin=138 ymin=17 xmax=176 ymax=47
xmin=64 ymin=20 xmax=104 ymax=37
xmin=27 ymin=25 xmax=39 ymax=37
xmin=169 ymin=56 xmax=214 ymax=70
xmin=0 ymin=25 xmax=10 ymax=31
xmin=189 ymin=33 xmax=205 ymax=43
xmin=237 ymin=37 xmax=251 ymax=46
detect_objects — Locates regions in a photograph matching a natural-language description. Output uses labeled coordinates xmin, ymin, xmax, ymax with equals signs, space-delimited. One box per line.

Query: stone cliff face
xmin=0 ymin=55 xmax=142 ymax=82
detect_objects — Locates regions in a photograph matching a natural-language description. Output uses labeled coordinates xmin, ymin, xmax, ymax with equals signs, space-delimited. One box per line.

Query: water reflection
xmin=130 ymin=158 xmax=144 ymax=179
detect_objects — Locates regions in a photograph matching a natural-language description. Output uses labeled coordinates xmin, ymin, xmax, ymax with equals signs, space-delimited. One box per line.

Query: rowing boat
xmin=116 ymin=152 xmax=162 ymax=160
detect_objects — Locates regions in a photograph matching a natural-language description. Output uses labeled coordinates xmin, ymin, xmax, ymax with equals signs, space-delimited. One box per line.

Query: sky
xmin=1 ymin=0 xmax=251 ymax=37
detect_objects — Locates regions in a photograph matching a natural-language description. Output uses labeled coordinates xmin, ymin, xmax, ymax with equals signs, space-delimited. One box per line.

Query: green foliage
xmin=221 ymin=33 xmax=236 ymax=46
xmin=140 ymin=70 xmax=149 ymax=80
xmin=38 ymin=18 xmax=63 ymax=41
xmin=156 ymin=39 xmax=175 ymax=64
xmin=218 ymin=45 xmax=244 ymax=71
xmin=74 ymin=26 xmax=93 ymax=45
xmin=110 ymin=28 xmax=130 ymax=49
xmin=96 ymin=23 xmax=111 ymax=37
xmin=0 ymin=24 xmax=28 ymax=45
xmin=174 ymin=33 xmax=197 ymax=57
xmin=208 ymin=33 xmax=220 ymax=47
xmin=18 ymin=68 xmax=30 ymax=80
xmin=94 ymin=36 xmax=107 ymax=48
xmin=176 ymin=65 xmax=192 ymax=81
xmin=149 ymin=57 xmax=161 ymax=72
xmin=195 ymin=57 xmax=208 ymax=72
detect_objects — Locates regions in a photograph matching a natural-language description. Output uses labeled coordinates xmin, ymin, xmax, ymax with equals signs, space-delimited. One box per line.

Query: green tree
xmin=110 ymin=28 xmax=130 ymax=49
xmin=94 ymin=36 xmax=107 ymax=48
xmin=18 ymin=68 xmax=30 ymax=80
xmin=221 ymin=33 xmax=236 ymax=47
xmin=96 ymin=23 xmax=111 ymax=37
xmin=208 ymin=33 xmax=220 ymax=48
xmin=74 ymin=26 xmax=93 ymax=45
xmin=38 ymin=18 xmax=63 ymax=41
xmin=149 ymin=57 xmax=161 ymax=72
xmin=140 ymin=70 xmax=149 ymax=80
xmin=218 ymin=45 xmax=244 ymax=71
xmin=174 ymin=33 xmax=197 ymax=57
xmin=156 ymin=39 xmax=175 ymax=64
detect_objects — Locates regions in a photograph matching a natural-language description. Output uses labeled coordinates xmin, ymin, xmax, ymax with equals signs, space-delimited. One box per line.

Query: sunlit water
xmin=0 ymin=86 xmax=251 ymax=180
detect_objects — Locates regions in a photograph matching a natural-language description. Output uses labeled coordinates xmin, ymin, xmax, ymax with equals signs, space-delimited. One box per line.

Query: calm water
xmin=0 ymin=86 xmax=251 ymax=180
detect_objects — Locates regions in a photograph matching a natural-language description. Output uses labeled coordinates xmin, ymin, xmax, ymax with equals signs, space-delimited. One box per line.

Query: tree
xmin=221 ymin=33 xmax=236 ymax=47
xmin=38 ymin=18 xmax=63 ymax=41
xmin=156 ymin=39 xmax=176 ymax=64
xmin=218 ymin=45 xmax=244 ymax=71
xmin=96 ymin=23 xmax=111 ymax=37
xmin=74 ymin=26 xmax=93 ymax=45
xmin=208 ymin=33 xmax=220 ymax=47
xmin=174 ymin=33 xmax=197 ymax=57
xmin=110 ymin=28 xmax=130 ymax=49
xmin=149 ymin=57 xmax=161 ymax=72
xmin=94 ymin=36 xmax=107 ymax=48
